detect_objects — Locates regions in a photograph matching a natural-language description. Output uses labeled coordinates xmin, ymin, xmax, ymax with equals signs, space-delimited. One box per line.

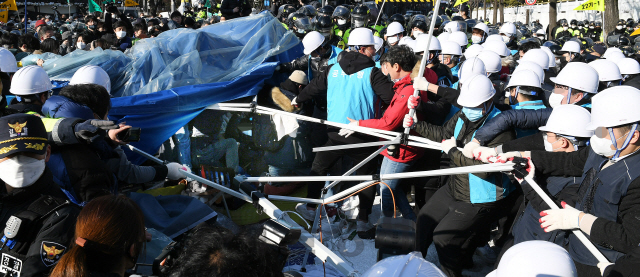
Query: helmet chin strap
xmin=566 ymin=88 xmax=573 ymax=105
xmin=609 ymin=123 xmax=638 ymax=160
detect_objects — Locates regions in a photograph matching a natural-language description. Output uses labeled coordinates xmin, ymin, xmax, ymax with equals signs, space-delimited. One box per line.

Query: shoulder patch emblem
xmin=41 ymin=241 xmax=66 ymax=267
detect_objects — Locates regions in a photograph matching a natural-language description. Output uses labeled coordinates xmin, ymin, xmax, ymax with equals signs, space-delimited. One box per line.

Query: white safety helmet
xmin=464 ymin=44 xmax=484 ymax=59
xmin=440 ymin=41 xmax=463 ymax=56
xmin=541 ymin=46 xmax=557 ymax=68
xmin=458 ymin=74 xmax=495 ymax=107
xmin=499 ymin=22 xmax=517 ymax=37
xmin=373 ymin=36 xmax=384 ymax=53
xmin=361 ymin=252 xmax=446 ymax=277
xmin=473 ymin=22 xmax=489 ymax=35
xmin=506 ymin=69 xmax=542 ymax=90
xmin=550 ymin=62 xmax=599 ymax=94
xmin=477 ymin=50 xmax=502 ymax=73
xmin=10 ymin=65 xmax=52 ymax=96
xmin=413 ymin=34 xmax=441 ymax=54
xmin=487 ymin=241 xmax=577 ymax=277
xmin=539 ymin=105 xmax=593 ymax=138
xmin=444 ymin=21 xmax=460 ymax=33
xmin=588 ymin=59 xmax=622 ymax=82
xmin=449 ymin=31 xmax=468 ymax=47
xmin=587 ymin=86 xmax=640 ymax=130
xmin=458 ymin=57 xmax=486 ymax=85
xmin=559 ymin=41 xmax=581 ymax=54
xmin=302 ymin=31 xmax=326 ymax=55
xmin=348 ymin=28 xmax=375 ymax=46
xmin=513 ymin=61 xmax=545 ymax=84
xmin=482 ymin=40 xmax=510 ymax=57
xmin=0 ymin=48 xmax=18 ymax=73
xmin=603 ymin=50 xmax=626 ymax=63
xmin=403 ymin=38 xmax=417 ymax=52
xmin=603 ymin=47 xmax=623 ymax=58
xmin=437 ymin=32 xmax=451 ymax=42
xmin=616 ymin=58 xmax=640 ymax=76
xmin=386 ymin=22 xmax=404 ymax=36
xmin=519 ymin=49 xmax=550 ymax=70
xmin=485 ymin=34 xmax=504 ymax=42
xmin=69 ymin=65 xmax=112 ymax=94
xmin=536 ymin=29 xmax=546 ymax=38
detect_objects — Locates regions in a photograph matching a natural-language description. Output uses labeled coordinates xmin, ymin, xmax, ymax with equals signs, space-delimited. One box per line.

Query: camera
xmin=116 ymin=127 xmax=141 ymax=142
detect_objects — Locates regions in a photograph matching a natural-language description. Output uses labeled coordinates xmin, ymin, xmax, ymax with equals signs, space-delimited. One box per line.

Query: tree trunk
xmin=604 ymin=0 xmax=619 ymax=42
xmin=483 ymin=0 xmax=487 ymax=21
xmin=548 ymin=0 xmax=557 ymax=39
xmin=499 ymin=0 xmax=504 ymax=24
xmin=492 ymin=0 xmax=498 ymax=24
xmin=526 ymin=8 xmax=529 ymax=25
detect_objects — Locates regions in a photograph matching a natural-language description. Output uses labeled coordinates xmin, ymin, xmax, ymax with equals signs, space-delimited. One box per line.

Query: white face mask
xmin=590 ymin=128 xmax=631 ymax=158
xmin=616 ymin=25 xmax=623 ymax=30
xmin=563 ymin=27 xmax=568 ymax=31
xmin=413 ymin=30 xmax=424 ymax=37
xmin=0 ymin=155 xmax=46 ymax=188
xmin=571 ymin=25 xmax=577 ymax=28
xmin=543 ymin=133 xmax=564 ymax=152
xmin=471 ymin=35 xmax=483 ymax=44
xmin=148 ymin=26 xmax=153 ymax=32
xmin=337 ymin=19 xmax=347 ymax=25
xmin=387 ymin=36 xmax=399 ymax=45
xmin=116 ymin=30 xmax=127 ymax=39
xmin=548 ymin=92 xmax=566 ymax=108
xmin=502 ymin=35 xmax=511 ymax=43
xmin=76 ymin=42 xmax=86 ymax=50
xmin=589 ymin=26 xmax=594 ymax=29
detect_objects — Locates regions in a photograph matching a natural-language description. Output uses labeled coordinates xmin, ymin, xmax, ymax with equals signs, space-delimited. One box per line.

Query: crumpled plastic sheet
xmin=42 ymin=13 xmax=300 ymax=98
xmin=20 ymin=52 xmax=63 ymax=67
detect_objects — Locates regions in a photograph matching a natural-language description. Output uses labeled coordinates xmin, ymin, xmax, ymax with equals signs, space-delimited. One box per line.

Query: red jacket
xmin=358 ymin=73 xmax=430 ymax=163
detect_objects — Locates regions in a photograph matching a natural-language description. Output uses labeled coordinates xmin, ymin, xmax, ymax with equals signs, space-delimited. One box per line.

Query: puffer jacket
xmin=474 ymin=108 xmax=552 ymax=146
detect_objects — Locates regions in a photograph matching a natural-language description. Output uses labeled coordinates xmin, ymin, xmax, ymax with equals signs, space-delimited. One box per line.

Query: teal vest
xmin=454 ymin=108 xmax=515 ymax=203
xmin=326 ymin=63 xmax=375 ymax=124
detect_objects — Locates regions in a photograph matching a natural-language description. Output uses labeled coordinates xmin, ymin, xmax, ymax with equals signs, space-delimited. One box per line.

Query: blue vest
xmin=326 ymin=63 xmax=376 ymax=124
xmin=513 ymin=176 xmax=580 ymax=245
xmin=568 ymin=148 xmax=640 ymax=265
xmin=450 ymin=64 xmax=460 ymax=80
xmin=512 ymin=100 xmax=547 ymax=138
xmin=454 ymin=108 xmax=515 ymax=203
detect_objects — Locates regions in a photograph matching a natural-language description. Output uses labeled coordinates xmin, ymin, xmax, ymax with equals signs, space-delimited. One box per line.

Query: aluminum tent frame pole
xmin=523 ymin=176 xmax=610 ymax=263
xmin=374 ymin=0 xmax=386 ymax=27
xmin=128 ymin=145 xmax=358 ymax=276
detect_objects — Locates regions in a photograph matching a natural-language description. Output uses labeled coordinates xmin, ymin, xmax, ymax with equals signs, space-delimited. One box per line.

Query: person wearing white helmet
xmin=588 ymin=59 xmax=623 ymax=91
xmin=557 ymin=41 xmax=584 ymax=69
xmin=535 ymin=28 xmax=546 ymax=41
xmin=482 ymin=39 xmax=511 ymax=57
xmin=69 ymin=65 xmax=112 ymax=95
xmin=504 ymin=69 xmax=546 ymax=110
xmin=7 ymin=65 xmax=53 ymax=115
xmin=294 ymin=27 xmax=395 ymax=239
xmin=448 ymin=31 xmax=469 ymax=49
xmin=499 ymin=22 xmax=518 ymax=51
xmin=508 ymin=106 xmax=591 ymax=251
xmin=404 ymin=74 xmax=517 ymax=277
xmin=499 ymin=86 xmax=640 ymax=276
xmin=519 ymin=48 xmax=550 ymax=70
xmin=471 ymin=22 xmax=489 ymax=44
xmin=616 ymin=58 xmax=640 ymax=87
xmin=464 ymin=43 xmax=484 ymax=58
xmin=361 ymin=252 xmax=446 ymax=277
xmin=488 ymin=241 xmax=577 ymax=277
xmin=279 ymin=31 xmax=343 ymax=84
xmin=384 ymin=21 xmax=405 ymax=47
xmin=548 ymin=62 xmax=599 ymax=108
xmin=439 ymin=40 xmax=463 ymax=85
xmin=0 ymin=48 xmax=19 ymax=110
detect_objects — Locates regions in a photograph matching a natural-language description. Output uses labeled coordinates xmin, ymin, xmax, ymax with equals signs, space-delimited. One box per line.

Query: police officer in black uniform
xmin=0 ymin=114 xmax=79 ymax=277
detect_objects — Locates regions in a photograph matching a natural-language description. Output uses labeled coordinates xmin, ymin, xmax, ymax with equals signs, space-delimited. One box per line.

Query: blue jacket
xmin=474 ymin=107 xmax=553 ymax=146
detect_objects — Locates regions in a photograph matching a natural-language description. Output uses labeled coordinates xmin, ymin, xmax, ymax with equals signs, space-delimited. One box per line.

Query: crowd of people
xmin=2 ymin=0 xmax=640 ymax=277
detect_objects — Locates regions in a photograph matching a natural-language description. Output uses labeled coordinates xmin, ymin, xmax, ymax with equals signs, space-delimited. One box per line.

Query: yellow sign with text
xmin=124 ymin=0 xmax=138 ymax=6
xmin=0 ymin=9 xmax=8 ymax=23
xmin=0 ymin=0 xmax=17 ymax=11
xmin=574 ymin=0 xmax=604 ymax=12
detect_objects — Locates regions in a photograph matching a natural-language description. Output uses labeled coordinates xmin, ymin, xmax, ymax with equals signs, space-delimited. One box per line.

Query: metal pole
xmin=313 ymin=139 xmax=400 ymax=152
xmin=523 ymin=176 xmax=610 ymax=263
xmin=374 ymin=0 xmax=386 ymax=27
xmin=401 ymin=0 xmax=442 ymax=145
xmin=127 ymin=145 xmax=253 ymax=202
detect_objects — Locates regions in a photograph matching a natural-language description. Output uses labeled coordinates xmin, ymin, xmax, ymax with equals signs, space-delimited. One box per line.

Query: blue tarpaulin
xmin=42 ymin=13 xmax=303 ymax=164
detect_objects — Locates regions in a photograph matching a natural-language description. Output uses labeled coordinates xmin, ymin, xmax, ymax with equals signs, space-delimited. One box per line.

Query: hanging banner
xmin=124 ymin=0 xmax=139 ymax=6
xmin=574 ymin=0 xmax=604 ymax=12
xmin=0 ymin=0 xmax=17 ymax=11
xmin=88 ymin=0 xmax=103 ymax=13
xmin=0 ymin=9 xmax=7 ymax=23
xmin=453 ymin=0 xmax=469 ymax=6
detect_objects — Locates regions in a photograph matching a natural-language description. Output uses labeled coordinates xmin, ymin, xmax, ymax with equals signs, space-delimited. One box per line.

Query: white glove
xmin=540 ymin=202 xmax=582 ymax=232
xmin=461 ymin=141 xmax=480 ymax=159
xmin=338 ymin=120 xmax=358 ymax=138
xmin=407 ymin=95 xmax=421 ymax=109
xmin=291 ymin=97 xmax=299 ymax=107
xmin=473 ymin=146 xmax=498 ymax=163
xmin=495 ymin=151 xmax=522 ymax=163
xmin=166 ymin=163 xmax=189 ymax=180
xmin=441 ymin=137 xmax=457 ymax=154
xmin=597 ymin=262 xmax=614 ymax=276
xmin=403 ymin=113 xmax=418 ymax=129
xmin=413 ymin=76 xmax=430 ymax=91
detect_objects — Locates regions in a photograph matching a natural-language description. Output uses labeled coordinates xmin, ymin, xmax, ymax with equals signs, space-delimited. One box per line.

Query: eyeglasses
xmin=554 ymin=84 xmax=569 ymax=90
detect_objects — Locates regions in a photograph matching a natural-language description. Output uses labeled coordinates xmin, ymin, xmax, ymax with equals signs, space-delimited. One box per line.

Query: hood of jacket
xmin=336 ymin=50 xmax=376 ymax=75
xmin=42 ymin=95 xmax=95 ymax=120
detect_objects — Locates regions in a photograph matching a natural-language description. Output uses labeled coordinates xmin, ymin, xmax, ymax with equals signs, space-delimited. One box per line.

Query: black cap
xmin=0 ymin=114 xmax=48 ymax=159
